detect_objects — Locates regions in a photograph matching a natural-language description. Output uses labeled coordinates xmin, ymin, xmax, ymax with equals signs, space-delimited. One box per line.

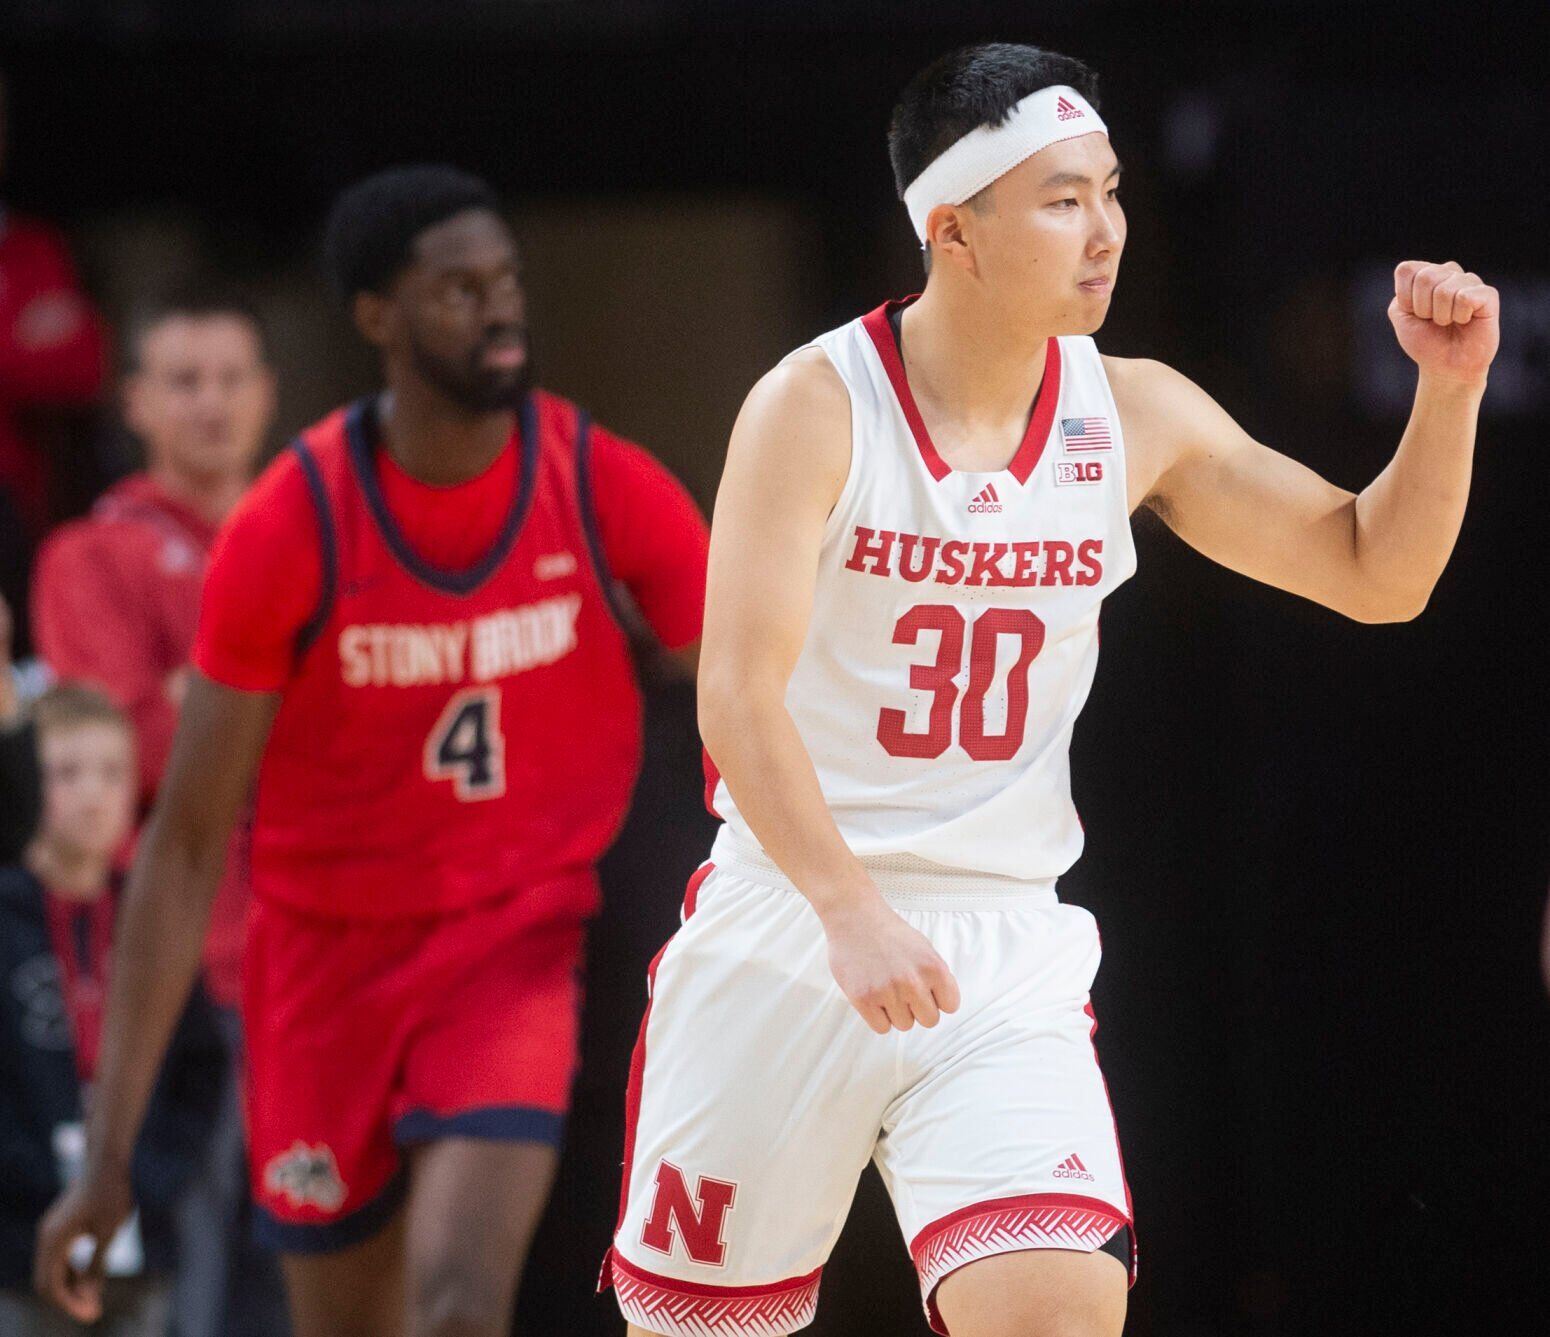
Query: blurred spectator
xmin=0 ymin=684 xmax=221 ymax=1336
xmin=0 ymin=73 xmax=108 ymax=638
xmin=31 ymin=288 xmax=271 ymax=813
xmin=29 ymin=288 xmax=285 ymax=1337
xmin=1 ymin=590 xmax=42 ymax=862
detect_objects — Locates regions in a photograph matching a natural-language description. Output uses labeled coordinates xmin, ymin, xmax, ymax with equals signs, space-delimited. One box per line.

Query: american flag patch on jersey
xmin=1060 ymin=417 xmax=1113 ymax=452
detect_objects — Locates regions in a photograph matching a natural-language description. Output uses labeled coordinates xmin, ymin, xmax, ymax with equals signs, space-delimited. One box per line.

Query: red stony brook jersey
xmin=255 ymin=393 xmax=641 ymax=919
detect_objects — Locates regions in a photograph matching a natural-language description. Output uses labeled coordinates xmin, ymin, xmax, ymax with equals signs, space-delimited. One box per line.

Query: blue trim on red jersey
xmin=573 ymin=408 xmax=635 ymax=633
xmin=289 ymin=438 xmax=338 ymax=661
xmin=252 ymin=1165 xmax=408 ymax=1256
xmin=392 ymin=1104 xmax=565 ymax=1147
xmin=343 ymin=394 xmax=540 ymax=596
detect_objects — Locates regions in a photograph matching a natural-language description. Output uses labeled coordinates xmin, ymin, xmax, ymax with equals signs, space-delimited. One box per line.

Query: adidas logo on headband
xmin=902 ymin=85 xmax=1109 ymax=242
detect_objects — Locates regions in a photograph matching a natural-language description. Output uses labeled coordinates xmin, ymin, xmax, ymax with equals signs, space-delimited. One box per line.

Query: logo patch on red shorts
xmin=263 ymin=1141 xmax=348 ymax=1212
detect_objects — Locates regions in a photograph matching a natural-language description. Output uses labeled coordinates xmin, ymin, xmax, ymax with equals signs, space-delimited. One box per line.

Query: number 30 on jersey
xmin=424 ymin=687 xmax=507 ymax=801
xmin=878 ymin=604 xmax=1046 ymax=762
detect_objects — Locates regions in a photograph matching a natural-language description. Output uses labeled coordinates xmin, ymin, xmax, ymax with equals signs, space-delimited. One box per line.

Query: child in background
xmin=0 ymin=684 xmax=220 ymax=1334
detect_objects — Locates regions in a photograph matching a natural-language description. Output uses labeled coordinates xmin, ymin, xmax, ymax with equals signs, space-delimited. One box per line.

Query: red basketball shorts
xmin=244 ymin=871 xmax=595 ymax=1253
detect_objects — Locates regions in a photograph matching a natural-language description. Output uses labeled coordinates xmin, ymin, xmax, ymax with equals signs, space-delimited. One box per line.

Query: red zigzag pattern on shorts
xmin=612 ymin=1264 xmax=821 ymax=1337
xmin=913 ymin=1197 xmax=1126 ymax=1297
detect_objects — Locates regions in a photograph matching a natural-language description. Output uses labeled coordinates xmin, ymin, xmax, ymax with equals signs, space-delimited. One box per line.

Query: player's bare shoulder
xmin=1101 ymin=352 xmax=1247 ymax=517
xmin=723 ymin=345 xmax=851 ymax=521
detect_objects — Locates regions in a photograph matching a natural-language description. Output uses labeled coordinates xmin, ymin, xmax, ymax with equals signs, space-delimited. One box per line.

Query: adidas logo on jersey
xmin=967 ymin=484 xmax=1003 ymax=514
xmin=1052 ymin=1153 xmax=1095 ymax=1182
xmin=1056 ymin=96 xmax=1084 ymax=122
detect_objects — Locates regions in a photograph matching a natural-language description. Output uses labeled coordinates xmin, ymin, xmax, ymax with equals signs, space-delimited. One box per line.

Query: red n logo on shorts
xmin=640 ymin=1160 xmax=737 ymax=1266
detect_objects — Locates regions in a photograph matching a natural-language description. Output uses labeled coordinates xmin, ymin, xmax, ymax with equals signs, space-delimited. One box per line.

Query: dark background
xmin=3 ymin=2 xmax=1546 ymax=1334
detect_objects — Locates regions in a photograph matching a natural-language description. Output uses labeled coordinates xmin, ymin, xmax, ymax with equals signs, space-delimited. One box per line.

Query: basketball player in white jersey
xmin=601 ymin=43 xmax=1498 ymax=1337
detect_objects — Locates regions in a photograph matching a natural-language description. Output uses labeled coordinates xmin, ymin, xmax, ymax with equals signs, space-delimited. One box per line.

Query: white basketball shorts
xmin=600 ymin=841 xmax=1135 ymax=1336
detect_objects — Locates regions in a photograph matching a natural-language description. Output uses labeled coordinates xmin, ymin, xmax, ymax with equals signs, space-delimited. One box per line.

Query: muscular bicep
xmin=1127 ymin=359 xmax=1362 ymax=613
xmin=148 ymin=672 xmax=278 ymax=854
xmin=700 ymin=354 xmax=850 ymax=702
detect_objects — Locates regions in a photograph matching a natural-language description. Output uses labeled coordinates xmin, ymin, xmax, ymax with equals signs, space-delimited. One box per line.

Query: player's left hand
xmin=1388 ymin=260 xmax=1499 ymax=388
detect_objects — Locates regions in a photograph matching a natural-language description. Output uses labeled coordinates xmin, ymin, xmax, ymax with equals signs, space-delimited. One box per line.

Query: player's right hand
xmin=820 ymin=892 xmax=962 ymax=1034
xmin=33 ymin=1167 xmax=133 ymax=1323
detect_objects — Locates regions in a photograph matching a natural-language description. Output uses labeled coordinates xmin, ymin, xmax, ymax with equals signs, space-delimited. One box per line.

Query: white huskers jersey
xmin=711 ymin=298 xmax=1137 ymax=882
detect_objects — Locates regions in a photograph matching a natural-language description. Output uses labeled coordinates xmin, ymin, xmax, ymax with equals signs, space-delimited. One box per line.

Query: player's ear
xmin=926 ymin=204 xmax=975 ymax=274
xmin=352 ymin=290 xmax=394 ymax=350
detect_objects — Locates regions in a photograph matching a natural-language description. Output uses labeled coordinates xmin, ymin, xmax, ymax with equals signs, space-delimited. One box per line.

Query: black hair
xmin=887 ymin=43 xmax=1102 ymax=197
xmin=322 ymin=164 xmax=502 ymax=299
xmin=122 ymin=281 xmax=270 ymax=372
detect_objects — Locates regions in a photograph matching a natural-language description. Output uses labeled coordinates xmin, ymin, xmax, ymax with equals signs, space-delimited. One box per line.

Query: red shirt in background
xmin=0 ymin=210 xmax=106 ymax=534
xmin=32 ymin=474 xmax=251 ymax=1007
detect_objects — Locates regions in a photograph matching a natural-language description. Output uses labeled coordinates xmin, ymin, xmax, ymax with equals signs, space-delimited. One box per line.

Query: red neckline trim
xmin=860 ymin=297 xmax=1062 ymax=486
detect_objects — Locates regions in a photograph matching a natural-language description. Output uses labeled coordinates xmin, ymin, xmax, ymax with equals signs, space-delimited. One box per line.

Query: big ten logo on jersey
xmin=640 ymin=1160 xmax=738 ymax=1267
xmin=1055 ymin=460 xmax=1104 ymax=487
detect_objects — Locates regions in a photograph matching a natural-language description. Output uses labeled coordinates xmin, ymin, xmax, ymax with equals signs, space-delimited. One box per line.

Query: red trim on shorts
xmin=599 ymin=862 xmax=716 ymax=1295
xmin=910 ymin=1191 xmax=1132 ymax=1335
xmin=680 ymin=860 xmax=713 ymax=921
xmin=1085 ymin=1002 xmax=1135 ymax=1224
xmin=702 ymin=747 xmax=721 ymax=818
xmin=609 ymin=1252 xmax=822 ymax=1337
xmin=859 ymin=299 xmax=1063 ymax=486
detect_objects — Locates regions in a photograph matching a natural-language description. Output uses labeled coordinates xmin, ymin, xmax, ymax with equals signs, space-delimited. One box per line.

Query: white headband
xmin=903 ymin=85 xmax=1108 ymax=243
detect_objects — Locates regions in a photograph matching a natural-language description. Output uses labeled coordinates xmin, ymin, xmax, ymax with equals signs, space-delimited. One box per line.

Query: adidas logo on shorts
xmin=1052 ymin=1153 xmax=1095 ymax=1181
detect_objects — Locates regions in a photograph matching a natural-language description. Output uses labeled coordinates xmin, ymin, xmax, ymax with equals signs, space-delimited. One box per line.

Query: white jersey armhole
xmin=787 ymin=337 xmax=863 ymax=546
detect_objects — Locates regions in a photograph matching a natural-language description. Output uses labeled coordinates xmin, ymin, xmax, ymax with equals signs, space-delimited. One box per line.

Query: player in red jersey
xmin=34 ymin=165 xmax=709 ymax=1337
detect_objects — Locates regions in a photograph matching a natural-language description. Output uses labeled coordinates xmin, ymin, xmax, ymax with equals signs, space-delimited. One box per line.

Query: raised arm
xmin=34 ymin=674 xmax=277 ymax=1321
xmin=698 ymin=350 xmax=959 ymax=1034
xmin=1117 ymin=260 xmax=1498 ymax=622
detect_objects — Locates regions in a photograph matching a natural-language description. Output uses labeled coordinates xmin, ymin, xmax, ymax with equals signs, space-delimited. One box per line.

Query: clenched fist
xmin=1388 ymin=260 xmax=1499 ymax=387
xmin=820 ymin=892 xmax=962 ymax=1034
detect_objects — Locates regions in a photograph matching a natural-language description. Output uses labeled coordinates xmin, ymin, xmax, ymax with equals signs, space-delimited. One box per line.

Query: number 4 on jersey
xmin=424 ymin=687 xmax=506 ymax=801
